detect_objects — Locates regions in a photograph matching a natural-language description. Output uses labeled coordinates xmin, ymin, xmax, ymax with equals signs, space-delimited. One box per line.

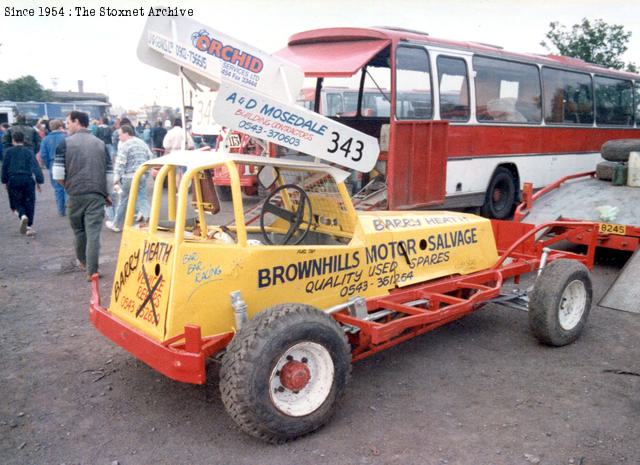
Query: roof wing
xmin=137 ymin=16 xmax=304 ymax=101
xmin=137 ymin=19 xmax=380 ymax=172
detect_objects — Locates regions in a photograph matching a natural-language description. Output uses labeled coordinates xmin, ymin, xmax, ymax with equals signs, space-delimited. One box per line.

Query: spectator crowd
xmin=0 ymin=112 xmax=215 ymax=281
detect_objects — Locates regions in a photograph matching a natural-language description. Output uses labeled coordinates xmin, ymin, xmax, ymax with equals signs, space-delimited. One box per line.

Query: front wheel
xmin=220 ymin=304 xmax=351 ymax=443
xmin=528 ymin=259 xmax=593 ymax=346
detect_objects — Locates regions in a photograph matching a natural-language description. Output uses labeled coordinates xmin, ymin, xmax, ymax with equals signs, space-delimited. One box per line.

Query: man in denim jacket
xmin=39 ymin=119 xmax=67 ymax=216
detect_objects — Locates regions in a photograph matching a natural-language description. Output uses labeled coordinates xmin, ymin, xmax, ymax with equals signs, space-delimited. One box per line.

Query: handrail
xmin=514 ymin=171 xmax=596 ymax=222
xmin=492 ymin=220 xmax=598 ymax=270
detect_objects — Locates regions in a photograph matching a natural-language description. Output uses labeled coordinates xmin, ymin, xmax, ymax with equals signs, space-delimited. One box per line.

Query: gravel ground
xmin=1 ymin=179 xmax=638 ymax=465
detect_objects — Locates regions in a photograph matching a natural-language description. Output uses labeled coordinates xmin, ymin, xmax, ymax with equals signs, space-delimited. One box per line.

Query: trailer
xmin=515 ymin=171 xmax=640 ymax=252
xmin=514 ymin=171 xmax=640 ymax=314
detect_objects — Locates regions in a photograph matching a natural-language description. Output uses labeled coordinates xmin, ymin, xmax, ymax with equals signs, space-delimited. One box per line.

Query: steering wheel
xmin=259 ymin=184 xmax=312 ymax=245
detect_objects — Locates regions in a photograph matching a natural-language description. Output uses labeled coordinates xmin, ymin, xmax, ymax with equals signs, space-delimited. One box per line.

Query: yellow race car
xmin=90 ymin=150 xmax=596 ymax=442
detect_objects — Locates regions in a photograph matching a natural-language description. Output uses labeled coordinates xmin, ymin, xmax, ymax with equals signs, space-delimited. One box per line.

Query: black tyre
xmin=215 ymin=185 xmax=232 ymax=201
xmin=595 ymin=161 xmax=616 ymax=181
xmin=601 ymin=139 xmax=640 ymax=162
xmin=480 ymin=166 xmax=517 ymax=219
xmin=528 ymin=259 xmax=592 ymax=346
xmin=220 ymin=304 xmax=351 ymax=443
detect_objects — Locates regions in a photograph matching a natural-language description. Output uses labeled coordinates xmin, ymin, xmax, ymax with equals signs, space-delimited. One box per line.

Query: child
xmin=1 ymin=130 xmax=44 ymax=236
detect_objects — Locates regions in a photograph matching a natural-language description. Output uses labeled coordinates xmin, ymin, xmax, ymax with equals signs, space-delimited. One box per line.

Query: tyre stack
xmin=597 ymin=139 xmax=640 ymax=185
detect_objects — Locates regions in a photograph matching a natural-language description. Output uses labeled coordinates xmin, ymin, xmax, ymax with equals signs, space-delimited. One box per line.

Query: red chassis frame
xmin=515 ymin=171 xmax=640 ymax=252
xmin=89 ymin=220 xmax=598 ymax=384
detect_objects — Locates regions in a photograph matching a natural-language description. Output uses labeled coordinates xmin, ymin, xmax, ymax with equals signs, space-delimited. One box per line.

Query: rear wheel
xmin=528 ymin=259 xmax=592 ymax=346
xmin=220 ymin=304 xmax=351 ymax=443
xmin=481 ymin=167 xmax=517 ymax=219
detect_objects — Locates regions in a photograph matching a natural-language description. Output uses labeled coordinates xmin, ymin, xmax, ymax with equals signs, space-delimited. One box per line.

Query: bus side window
xmin=326 ymin=93 xmax=344 ymax=117
xmin=543 ymin=68 xmax=593 ymax=125
xmin=437 ymin=55 xmax=470 ymax=121
xmin=595 ymin=76 xmax=634 ymax=126
xmin=474 ymin=56 xmax=541 ymax=124
xmin=395 ymin=46 xmax=432 ymax=120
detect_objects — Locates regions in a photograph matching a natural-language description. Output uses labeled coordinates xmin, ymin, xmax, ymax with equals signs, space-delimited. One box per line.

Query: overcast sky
xmin=1 ymin=0 xmax=638 ymax=110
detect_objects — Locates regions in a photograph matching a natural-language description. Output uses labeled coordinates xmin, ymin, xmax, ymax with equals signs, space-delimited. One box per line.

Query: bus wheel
xmin=528 ymin=259 xmax=592 ymax=347
xmin=215 ymin=185 xmax=232 ymax=201
xmin=220 ymin=304 xmax=351 ymax=443
xmin=481 ymin=167 xmax=516 ymax=219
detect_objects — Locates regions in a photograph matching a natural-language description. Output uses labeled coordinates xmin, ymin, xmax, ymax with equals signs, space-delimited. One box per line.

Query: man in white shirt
xmin=162 ymin=118 xmax=194 ymax=187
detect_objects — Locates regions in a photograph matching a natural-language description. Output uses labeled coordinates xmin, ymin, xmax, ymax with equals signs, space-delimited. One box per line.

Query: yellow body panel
xmin=107 ymin=155 xmax=498 ymax=342
xmin=356 ymin=210 xmax=498 ymax=286
xmin=109 ymin=229 xmax=175 ymax=340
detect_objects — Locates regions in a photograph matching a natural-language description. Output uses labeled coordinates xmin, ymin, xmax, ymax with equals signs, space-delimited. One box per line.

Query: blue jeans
xmin=49 ymin=168 xmax=68 ymax=216
xmin=136 ymin=173 xmax=150 ymax=220
xmin=105 ymin=189 xmax=116 ymax=221
xmin=114 ymin=174 xmax=150 ymax=229
xmin=104 ymin=145 xmax=117 ymax=221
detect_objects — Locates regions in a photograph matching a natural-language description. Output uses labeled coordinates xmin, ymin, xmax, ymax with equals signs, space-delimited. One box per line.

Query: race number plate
xmin=191 ymin=92 xmax=218 ymax=135
xmin=226 ymin=133 xmax=241 ymax=148
xmin=598 ymin=223 xmax=627 ymax=235
xmin=213 ymin=81 xmax=380 ymax=172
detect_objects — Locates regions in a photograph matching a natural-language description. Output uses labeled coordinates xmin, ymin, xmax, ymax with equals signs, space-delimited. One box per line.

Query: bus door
xmin=388 ymin=45 xmax=448 ymax=210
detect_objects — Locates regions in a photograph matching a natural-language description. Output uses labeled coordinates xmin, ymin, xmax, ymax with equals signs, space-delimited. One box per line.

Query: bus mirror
xmin=258 ymin=166 xmax=279 ymax=189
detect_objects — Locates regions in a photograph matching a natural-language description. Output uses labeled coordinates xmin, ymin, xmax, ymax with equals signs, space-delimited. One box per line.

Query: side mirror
xmin=257 ymin=166 xmax=279 ymax=190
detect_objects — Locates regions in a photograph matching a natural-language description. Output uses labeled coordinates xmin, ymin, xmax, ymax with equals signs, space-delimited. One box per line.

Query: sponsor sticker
xmin=142 ymin=17 xmax=303 ymax=101
xmin=213 ymin=81 xmax=380 ymax=172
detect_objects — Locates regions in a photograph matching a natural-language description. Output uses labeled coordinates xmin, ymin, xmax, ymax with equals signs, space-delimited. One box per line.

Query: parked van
xmin=0 ymin=106 xmax=15 ymax=125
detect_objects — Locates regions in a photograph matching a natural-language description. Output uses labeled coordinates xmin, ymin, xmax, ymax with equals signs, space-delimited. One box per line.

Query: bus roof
xmin=277 ymin=27 xmax=640 ymax=80
xmin=144 ymin=150 xmax=350 ymax=183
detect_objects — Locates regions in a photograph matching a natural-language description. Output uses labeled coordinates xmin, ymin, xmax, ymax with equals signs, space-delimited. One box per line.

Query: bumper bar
xmin=89 ymin=274 xmax=233 ymax=384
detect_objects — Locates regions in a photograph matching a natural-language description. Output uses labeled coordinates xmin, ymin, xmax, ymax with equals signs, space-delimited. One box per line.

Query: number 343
xmin=327 ymin=131 xmax=364 ymax=162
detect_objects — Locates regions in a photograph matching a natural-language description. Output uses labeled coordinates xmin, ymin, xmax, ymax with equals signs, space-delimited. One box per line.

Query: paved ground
xmin=1 ymin=179 xmax=639 ymax=465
